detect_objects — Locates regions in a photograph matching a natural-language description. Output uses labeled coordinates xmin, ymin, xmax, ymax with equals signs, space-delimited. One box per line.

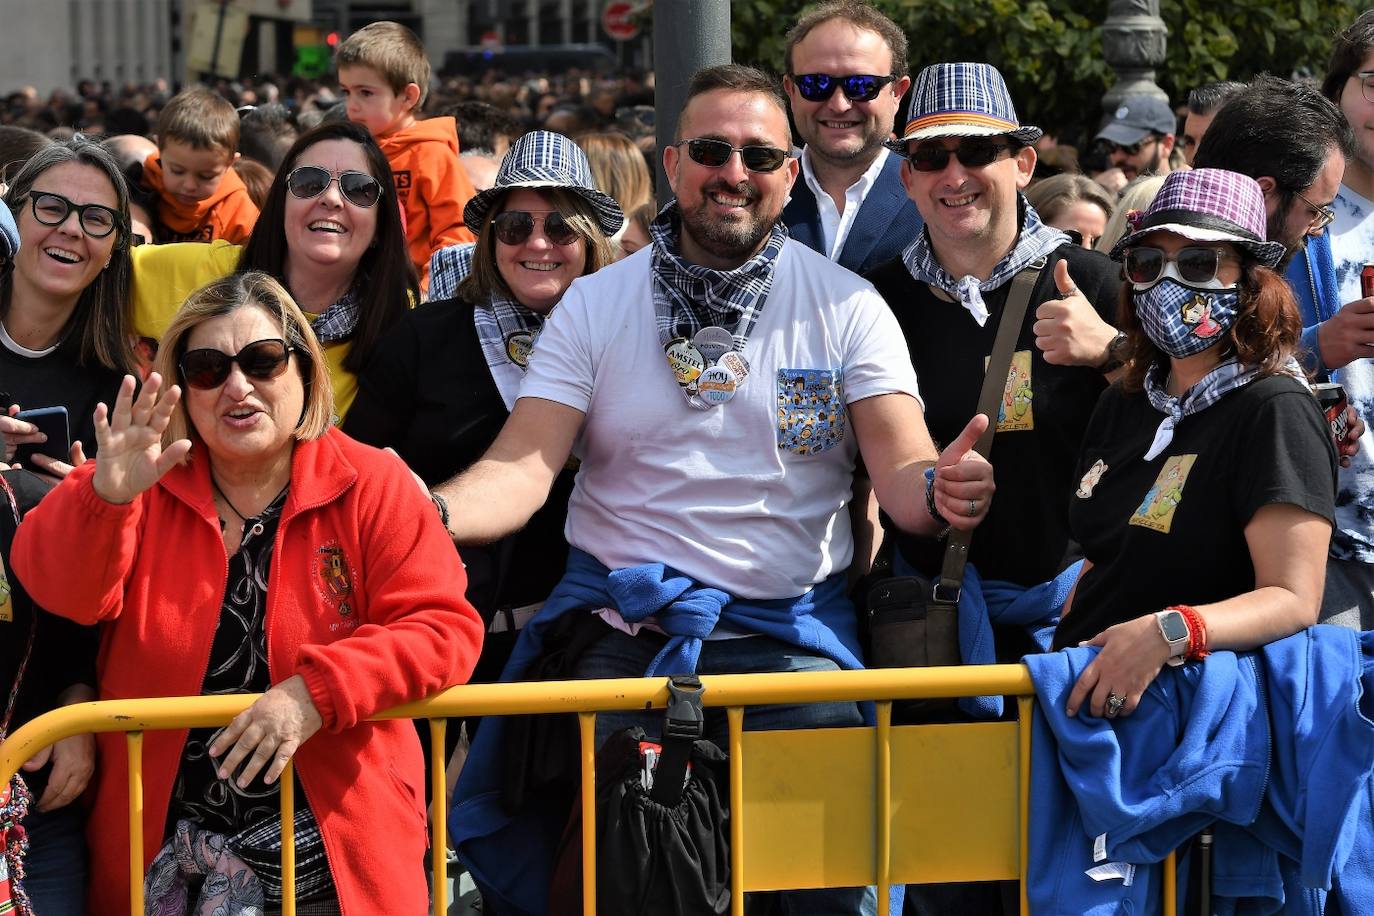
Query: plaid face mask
xmin=1134 ymin=280 xmax=1240 ymax=359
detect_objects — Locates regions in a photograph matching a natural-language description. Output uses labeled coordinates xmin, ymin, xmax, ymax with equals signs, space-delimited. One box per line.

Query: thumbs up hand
xmin=1033 ymin=259 xmax=1117 ymax=368
xmin=931 ymin=413 xmax=996 ymax=531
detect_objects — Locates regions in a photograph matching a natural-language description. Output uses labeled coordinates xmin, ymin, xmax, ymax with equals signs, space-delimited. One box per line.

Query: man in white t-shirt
xmin=440 ymin=64 xmax=993 ymax=916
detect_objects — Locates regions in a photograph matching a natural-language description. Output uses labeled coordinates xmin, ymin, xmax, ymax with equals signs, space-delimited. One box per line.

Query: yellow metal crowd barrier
xmin=0 ymin=665 xmax=1178 ymax=916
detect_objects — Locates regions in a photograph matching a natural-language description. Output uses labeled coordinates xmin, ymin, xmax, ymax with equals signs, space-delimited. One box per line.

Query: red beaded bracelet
xmin=1167 ymin=604 xmax=1210 ymax=661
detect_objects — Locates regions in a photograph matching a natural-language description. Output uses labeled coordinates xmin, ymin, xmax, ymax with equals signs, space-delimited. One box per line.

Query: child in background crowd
xmin=336 ymin=21 xmax=476 ymax=290
xmin=139 ymin=88 xmax=258 ymax=243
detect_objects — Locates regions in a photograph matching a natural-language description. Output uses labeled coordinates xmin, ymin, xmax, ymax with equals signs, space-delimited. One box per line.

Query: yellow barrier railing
xmin=0 ymin=665 xmax=1178 ymax=915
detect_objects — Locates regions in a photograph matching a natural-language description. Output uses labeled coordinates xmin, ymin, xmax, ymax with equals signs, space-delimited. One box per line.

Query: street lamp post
xmin=1100 ymin=0 xmax=1169 ymax=109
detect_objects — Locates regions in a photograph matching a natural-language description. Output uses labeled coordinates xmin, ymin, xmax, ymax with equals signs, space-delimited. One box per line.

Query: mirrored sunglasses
xmin=906 ymin=140 xmax=1011 ymax=173
xmin=285 ymin=165 xmax=382 ymax=208
xmin=680 ymin=138 xmax=790 ymax=173
xmin=29 ymin=191 xmax=122 ymax=238
xmin=492 ymin=210 xmax=580 ymax=246
xmin=792 ymin=73 xmax=896 ymax=103
xmin=1124 ymin=245 xmax=1237 ymax=290
xmin=179 ymin=338 xmax=295 ymax=390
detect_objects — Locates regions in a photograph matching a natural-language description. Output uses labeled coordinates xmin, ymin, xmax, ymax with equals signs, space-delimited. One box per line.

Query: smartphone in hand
xmin=13 ymin=406 xmax=71 ymax=466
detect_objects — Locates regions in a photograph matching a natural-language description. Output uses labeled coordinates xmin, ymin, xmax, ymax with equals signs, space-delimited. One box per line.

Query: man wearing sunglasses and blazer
xmin=781 ymin=1 xmax=924 ymax=276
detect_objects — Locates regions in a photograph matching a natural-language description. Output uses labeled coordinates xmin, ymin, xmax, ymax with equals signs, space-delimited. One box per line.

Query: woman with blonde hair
xmin=575 ymin=130 xmax=653 ymax=217
xmin=13 ymin=270 xmax=483 ymax=914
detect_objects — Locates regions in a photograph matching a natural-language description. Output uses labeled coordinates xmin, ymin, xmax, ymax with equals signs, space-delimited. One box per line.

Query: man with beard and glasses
xmin=1190 ymin=74 xmax=1370 ymax=625
xmin=440 ymin=64 xmax=995 ymax=916
xmin=781 ymin=0 xmax=923 ymax=275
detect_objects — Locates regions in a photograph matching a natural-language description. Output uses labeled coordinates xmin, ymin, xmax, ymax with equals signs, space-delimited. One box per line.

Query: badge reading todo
xmin=665 ymin=338 xmax=706 ymax=387
xmin=697 ymin=364 xmax=739 ymax=404
xmin=692 ymin=326 xmax=734 ymax=363
xmin=505 ymin=331 xmax=535 ymax=368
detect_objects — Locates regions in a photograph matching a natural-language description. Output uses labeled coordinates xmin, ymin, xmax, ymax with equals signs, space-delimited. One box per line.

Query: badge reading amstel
xmin=505 ymin=330 xmax=535 ymax=368
xmin=665 ymin=338 xmax=707 ymax=387
xmin=692 ymin=325 xmax=734 ymax=363
xmin=697 ymin=364 xmax=739 ymax=405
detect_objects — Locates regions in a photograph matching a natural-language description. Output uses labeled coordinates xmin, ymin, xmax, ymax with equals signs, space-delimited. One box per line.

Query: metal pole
xmin=653 ymin=0 xmax=730 ymax=204
xmin=208 ymin=0 xmax=230 ymax=80
xmin=1100 ymin=0 xmax=1169 ymax=112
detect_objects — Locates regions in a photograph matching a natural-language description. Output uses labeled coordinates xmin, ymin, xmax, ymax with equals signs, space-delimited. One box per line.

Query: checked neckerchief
xmin=649 ymin=201 xmax=786 ymax=357
xmin=473 ymin=292 xmax=544 ymax=411
xmin=1141 ymin=356 xmax=1304 ymax=460
xmin=901 ymin=195 xmax=1068 ymax=326
xmin=307 ymin=287 xmax=361 ymax=344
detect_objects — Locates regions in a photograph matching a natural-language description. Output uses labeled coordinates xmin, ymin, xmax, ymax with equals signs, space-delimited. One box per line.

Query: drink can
xmin=1313 ymin=381 xmax=1350 ymax=451
xmin=1361 ymin=263 xmax=1374 ymax=299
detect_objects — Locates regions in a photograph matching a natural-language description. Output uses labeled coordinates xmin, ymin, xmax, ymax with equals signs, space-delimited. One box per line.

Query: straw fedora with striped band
xmin=887 ymin=62 xmax=1043 ymax=148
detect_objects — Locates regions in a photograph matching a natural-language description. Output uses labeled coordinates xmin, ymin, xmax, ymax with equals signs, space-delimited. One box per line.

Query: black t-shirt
xmin=866 ymin=243 xmax=1122 ymax=586
xmin=1053 ymin=374 xmax=1337 ymax=649
xmin=343 ymin=297 xmax=574 ymax=618
xmin=0 ymin=336 xmax=124 ymax=458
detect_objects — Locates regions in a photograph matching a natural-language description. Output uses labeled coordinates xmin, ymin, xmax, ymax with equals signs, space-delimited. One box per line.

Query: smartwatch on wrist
xmin=1155 ymin=609 xmax=1190 ymax=667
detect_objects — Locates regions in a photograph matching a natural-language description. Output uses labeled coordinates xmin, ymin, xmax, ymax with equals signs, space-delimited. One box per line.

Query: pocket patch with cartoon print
xmin=777 ymin=368 xmax=845 ymax=456
xmin=1129 ymin=454 xmax=1197 ymax=533
xmin=985 ymin=350 xmax=1034 ymax=432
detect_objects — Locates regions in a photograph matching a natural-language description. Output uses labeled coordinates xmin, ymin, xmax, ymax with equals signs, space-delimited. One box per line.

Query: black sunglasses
xmin=679 ymin=138 xmax=790 ymax=173
xmin=791 ymin=73 xmax=896 ymax=103
xmin=179 ymin=338 xmax=295 ymax=390
xmin=29 ymin=191 xmax=123 ymax=238
xmin=906 ymin=140 xmax=1011 ymax=173
xmin=285 ymin=165 xmax=382 ymax=208
xmin=1094 ymin=135 xmax=1158 ymax=158
xmin=492 ymin=210 xmax=581 ymax=246
xmin=1124 ymin=246 xmax=1236 ymax=289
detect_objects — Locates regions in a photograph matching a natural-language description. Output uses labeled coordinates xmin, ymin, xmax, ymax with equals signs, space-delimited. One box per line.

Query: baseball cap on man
xmin=1096 ymin=95 xmax=1176 ymax=146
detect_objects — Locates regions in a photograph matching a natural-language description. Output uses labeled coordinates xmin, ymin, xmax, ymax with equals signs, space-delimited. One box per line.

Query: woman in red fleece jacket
xmin=12 ymin=271 xmax=483 ymax=915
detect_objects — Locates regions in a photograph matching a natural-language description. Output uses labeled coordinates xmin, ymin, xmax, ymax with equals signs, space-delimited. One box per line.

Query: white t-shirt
xmin=798 ymin=147 xmax=891 ymax=260
xmin=519 ymin=239 xmax=922 ymax=600
xmin=1325 ymin=183 xmax=1374 ymax=561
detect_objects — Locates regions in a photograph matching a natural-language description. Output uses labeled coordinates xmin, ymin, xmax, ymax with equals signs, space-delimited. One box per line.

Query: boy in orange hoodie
xmin=336 ymin=22 xmax=476 ymax=291
xmin=141 ymin=88 xmax=259 ymax=243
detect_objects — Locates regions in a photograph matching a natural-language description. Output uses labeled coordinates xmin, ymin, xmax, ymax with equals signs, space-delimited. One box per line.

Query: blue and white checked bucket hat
xmin=888 ymin=62 xmax=1042 ymax=148
xmin=1109 ymin=168 xmax=1286 ymax=267
xmin=463 ymin=130 xmax=625 ymax=237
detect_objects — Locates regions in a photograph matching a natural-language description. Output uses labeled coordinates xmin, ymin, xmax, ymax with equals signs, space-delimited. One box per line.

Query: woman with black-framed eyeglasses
xmin=0 ymin=135 xmax=136 ymax=916
xmin=128 ymin=121 xmax=417 ymax=420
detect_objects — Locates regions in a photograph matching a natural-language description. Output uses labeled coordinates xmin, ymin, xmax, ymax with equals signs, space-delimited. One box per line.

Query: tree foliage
xmin=730 ymin=0 xmax=1363 ymax=144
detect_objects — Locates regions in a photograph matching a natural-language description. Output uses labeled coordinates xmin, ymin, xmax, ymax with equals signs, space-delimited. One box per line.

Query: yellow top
xmin=129 ymin=241 xmax=359 ymax=418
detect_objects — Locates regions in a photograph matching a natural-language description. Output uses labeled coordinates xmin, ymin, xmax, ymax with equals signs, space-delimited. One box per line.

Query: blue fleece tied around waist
xmin=451 ymin=548 xmax=867 ymax=916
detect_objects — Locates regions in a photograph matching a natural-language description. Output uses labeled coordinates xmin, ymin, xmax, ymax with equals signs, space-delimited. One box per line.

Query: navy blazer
xmin=783 ymin=150 xmax=925 ymax=276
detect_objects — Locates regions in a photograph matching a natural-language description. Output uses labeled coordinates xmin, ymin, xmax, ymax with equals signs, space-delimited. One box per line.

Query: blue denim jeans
xmin=572 ymin=624 xmax=874 ymax=916
xmin=20 ymin=803 xmax=88 ymax=916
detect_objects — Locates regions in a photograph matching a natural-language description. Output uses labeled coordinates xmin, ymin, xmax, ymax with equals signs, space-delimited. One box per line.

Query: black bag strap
xmin=650 ymin=675 xmax=705 ymax=807
xmin=933 ymin=258 xmax=1046 ymax=606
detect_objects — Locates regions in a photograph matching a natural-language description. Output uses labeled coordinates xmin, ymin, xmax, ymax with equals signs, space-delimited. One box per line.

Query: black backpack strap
xmin=649 ymin=675 xmax=705 ymax=806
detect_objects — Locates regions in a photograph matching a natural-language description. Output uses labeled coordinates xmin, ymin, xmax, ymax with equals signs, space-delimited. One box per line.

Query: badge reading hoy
xmin=697 ymin=364 xmax=739 ymax=404
xmin=665 ymin=338 xmax=706 ymax=386
xmin=692 ymin=325 xmax=734 ymax=363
